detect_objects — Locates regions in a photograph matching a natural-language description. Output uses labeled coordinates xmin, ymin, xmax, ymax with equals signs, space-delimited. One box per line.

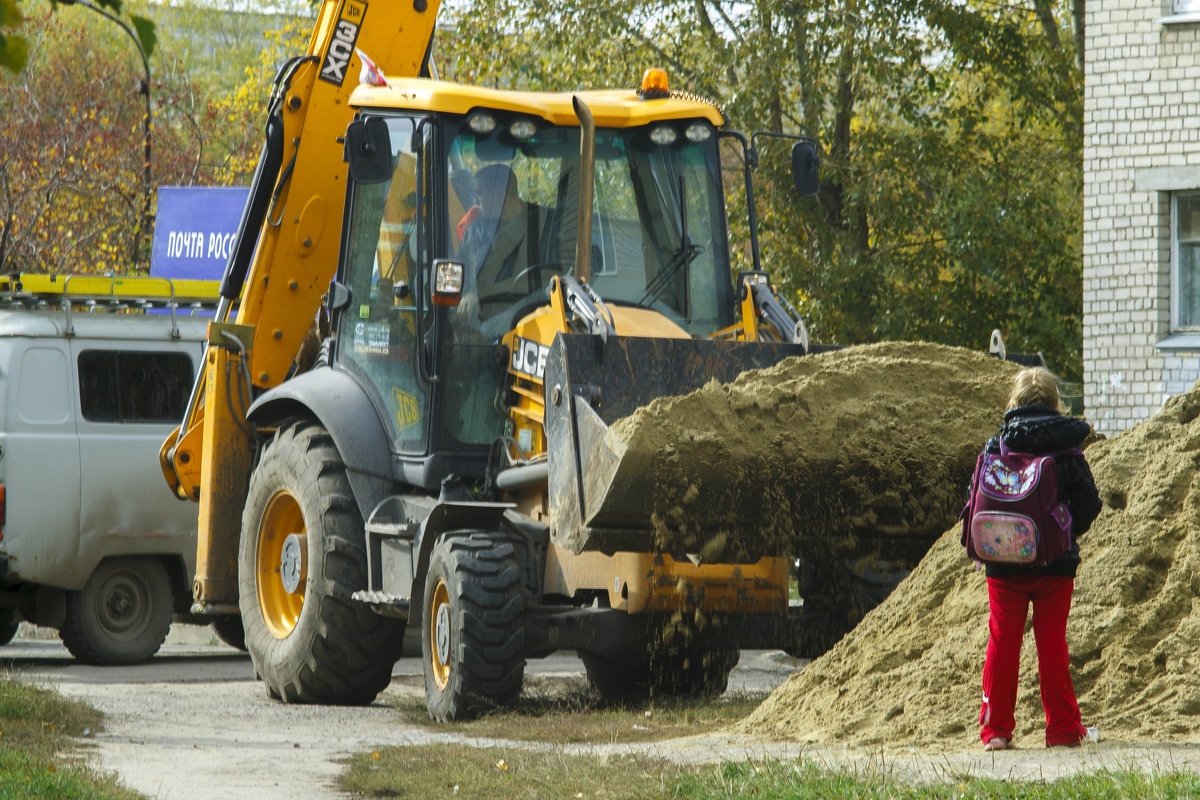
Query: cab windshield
xmin=444 ymin=116 xmax=734 ymax=338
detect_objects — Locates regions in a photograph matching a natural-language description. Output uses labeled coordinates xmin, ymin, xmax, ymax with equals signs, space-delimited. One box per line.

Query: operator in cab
xmin=455 ymin=163 xmax=556 ymax=339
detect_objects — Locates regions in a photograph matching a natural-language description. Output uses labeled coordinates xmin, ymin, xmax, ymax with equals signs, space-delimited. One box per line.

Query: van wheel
xmin=0 ymin=610 xmax=19 ymax=646
xmin=239 ymin=421 xmax=404 ymax=705
xmin=423 ymin=533 xmax=525 ymax=721
xmin=60 ymin=557 xmax=172 ymax=665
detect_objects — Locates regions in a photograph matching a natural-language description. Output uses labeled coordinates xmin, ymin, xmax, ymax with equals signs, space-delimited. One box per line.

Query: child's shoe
xmin=1048 ymin=727 xmax=1101 ymax=748
xmin=983 ymin=737 xmax=1010 ymax=751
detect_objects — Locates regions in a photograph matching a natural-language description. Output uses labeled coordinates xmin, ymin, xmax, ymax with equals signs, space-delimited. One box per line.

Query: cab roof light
xmin=649 ymin=125 xmax=678 ymax=146
xmin=509 ymin=119 xmax=538 ymax=140
xmin=638 ymin=68 xmax=670 ymax=100
xmin=685 ymin=122 xmax=713 ymax=142
xmin=467 ymin=112 xmax=497 ymax=135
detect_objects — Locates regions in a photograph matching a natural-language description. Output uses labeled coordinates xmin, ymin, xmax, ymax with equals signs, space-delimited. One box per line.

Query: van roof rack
xmin=0 ymin=273 xmax=221 ymax=309
xmin=0 ymin=274 xmax=223 ymax=338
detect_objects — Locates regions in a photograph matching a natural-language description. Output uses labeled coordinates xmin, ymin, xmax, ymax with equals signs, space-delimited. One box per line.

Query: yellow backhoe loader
xmin=158 ymin=0 xmax=950 ymax=719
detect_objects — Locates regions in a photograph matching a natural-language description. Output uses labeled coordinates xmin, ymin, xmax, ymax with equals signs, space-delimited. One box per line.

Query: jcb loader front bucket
xmin=543 ymin=333 xmax=808 ymax=557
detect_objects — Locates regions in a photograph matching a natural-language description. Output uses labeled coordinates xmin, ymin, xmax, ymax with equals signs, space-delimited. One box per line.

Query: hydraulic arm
xmin=160 ymin=0 xmax=441 ymax=609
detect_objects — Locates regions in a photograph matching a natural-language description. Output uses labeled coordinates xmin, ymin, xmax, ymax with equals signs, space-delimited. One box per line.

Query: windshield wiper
xmin=639 ymin=174 xmax=703 ymax=307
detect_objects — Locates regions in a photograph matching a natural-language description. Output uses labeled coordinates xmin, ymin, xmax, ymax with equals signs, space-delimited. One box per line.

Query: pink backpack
xmin=960 ymin=441 xmax=1081 ymax=566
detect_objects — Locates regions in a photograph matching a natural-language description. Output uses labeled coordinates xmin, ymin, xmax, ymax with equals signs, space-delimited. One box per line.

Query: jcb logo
xmin=510 ymin=336 xmax=550 ymax=380
xmin=319 ymin=1 xmax=367 ymax=86
xmin=392 ymin=387 xmax=420 ymax=431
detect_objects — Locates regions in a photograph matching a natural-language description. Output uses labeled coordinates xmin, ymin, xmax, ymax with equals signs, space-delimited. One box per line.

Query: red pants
xmin=980 ymin=575 xmax=1086 ymax=747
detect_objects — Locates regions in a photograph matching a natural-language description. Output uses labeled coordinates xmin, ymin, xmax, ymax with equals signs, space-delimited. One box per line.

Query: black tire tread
xmin=582 ymin=614 xmax=740 ymax=700
xmin=423 ymin=532 xmax=526 ymax=721
xmin=60 ymin=557 xmax=172 ymax=666
xmin=241 ymin=420 xmax=404 ymax=705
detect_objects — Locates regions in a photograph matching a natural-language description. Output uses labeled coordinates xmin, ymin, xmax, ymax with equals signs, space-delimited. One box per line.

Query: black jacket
xmin=979 ymin=404 xmax=1103 ymax=579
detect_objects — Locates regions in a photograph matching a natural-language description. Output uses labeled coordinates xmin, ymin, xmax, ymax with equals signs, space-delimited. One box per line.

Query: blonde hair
xmin=1007 ymin=367 xmax=1067 ymax=413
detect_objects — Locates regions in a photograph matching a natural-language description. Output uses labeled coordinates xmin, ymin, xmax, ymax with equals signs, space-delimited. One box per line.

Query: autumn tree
xmin=2 ymin=0 xmax=155 ymax=73
xmin=0 ymin=0 xmax=314 ymax=275
xmin=0 ymin=6 xmax=206 ymax=273
xmin=437 ymin=0 xmax=1086 ymax=378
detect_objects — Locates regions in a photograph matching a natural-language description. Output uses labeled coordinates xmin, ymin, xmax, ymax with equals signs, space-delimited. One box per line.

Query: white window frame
xmin=1159 ymin=0 xmax=1200 ymax=24
xmin=1172 ymin=191 xmax=1200 ymax=332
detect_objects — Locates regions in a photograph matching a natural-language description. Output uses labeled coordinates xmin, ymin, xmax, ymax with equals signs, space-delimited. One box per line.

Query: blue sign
xmin=150 ymin=186 xmax=250 ymax=281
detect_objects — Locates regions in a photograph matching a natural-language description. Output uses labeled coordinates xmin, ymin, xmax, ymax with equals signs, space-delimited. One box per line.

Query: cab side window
xmin=78 ymin=350 xmax=194 ymax=423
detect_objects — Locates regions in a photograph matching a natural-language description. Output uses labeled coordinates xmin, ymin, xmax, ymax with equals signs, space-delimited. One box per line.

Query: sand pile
xmin=606 ymin=341 xmax=1019 ymax=565
xmin=742 ymin=383 xmax=1200 ymax=747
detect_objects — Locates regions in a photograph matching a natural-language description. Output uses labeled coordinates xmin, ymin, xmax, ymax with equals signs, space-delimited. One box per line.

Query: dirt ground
xmin=7 ymin=626 xmax=1200 ymax=800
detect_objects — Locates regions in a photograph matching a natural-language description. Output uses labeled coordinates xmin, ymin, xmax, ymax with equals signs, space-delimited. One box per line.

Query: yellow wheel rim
xmin=429 ymin=579 xmax=452 ymax=690
xmin=256 ymin=490 xmax=306 ymax=639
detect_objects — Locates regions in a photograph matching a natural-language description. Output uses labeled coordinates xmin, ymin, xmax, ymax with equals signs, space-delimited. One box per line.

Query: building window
xmin=77 ymin=350 xmax=195 ymax=423
xmin=1175 ymin=193 xmax=1200 ymax=330
xmin=1175 ymin=0 xmax=1200 ymax=12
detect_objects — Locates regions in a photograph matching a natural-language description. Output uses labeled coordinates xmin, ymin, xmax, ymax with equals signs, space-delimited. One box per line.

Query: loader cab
xmin=334 ymin=103 xmax=738 ymax=479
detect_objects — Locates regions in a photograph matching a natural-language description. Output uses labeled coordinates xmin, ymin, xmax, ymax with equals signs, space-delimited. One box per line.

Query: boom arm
xmin=160 ymin=0 xmax=441 ymax=609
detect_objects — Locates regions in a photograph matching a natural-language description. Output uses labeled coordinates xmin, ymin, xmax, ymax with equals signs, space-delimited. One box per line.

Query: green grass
xmin=0 ymin=678 xmax=140 ymax=800
xmin=384 ymin=674 xmax=766 ymax=743
xmin=340 ymin=747 xmax=1200 ymax=800
xmin=340 ymin=743 xmax=684 ymax=800
xmin=677 ymin=760 xmax=1200 ymax=799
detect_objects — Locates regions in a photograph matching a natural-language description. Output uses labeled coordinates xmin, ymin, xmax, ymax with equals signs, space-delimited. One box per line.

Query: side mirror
xmin=791 ymin=141 xmax=820 ymax=197
xmin=345 ymin=117 xmax=393 ymax=184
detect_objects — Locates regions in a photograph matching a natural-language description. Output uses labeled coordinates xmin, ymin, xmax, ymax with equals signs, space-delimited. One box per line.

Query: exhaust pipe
xmin=572 ymin=96 xmax=595 ymax=283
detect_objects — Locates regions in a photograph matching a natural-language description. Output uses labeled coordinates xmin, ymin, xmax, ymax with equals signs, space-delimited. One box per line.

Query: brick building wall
xmin=1083 ymin=0 xmax=1200 ymax=434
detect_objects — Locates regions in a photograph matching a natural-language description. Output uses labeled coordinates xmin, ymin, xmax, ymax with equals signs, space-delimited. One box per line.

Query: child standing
xmin=977 ymin=367 xmax=1103 ymax=750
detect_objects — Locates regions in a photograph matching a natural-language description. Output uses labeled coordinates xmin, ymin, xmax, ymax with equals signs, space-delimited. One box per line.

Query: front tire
xmin=422 ymin=533 xmax=526 ymax=721
xmin=239 ymin=421 xmax=404 ymax=704
xmin=60 ymin=557 xmax=172 ymax=665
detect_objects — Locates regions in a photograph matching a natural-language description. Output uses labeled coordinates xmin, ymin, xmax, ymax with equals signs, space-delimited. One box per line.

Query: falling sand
xmin=606 ymin=341 xmax=1020 ymax=565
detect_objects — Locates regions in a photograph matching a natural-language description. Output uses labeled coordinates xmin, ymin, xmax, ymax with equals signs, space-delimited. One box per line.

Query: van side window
xmin=77 ymin=350 xmax=194 ymax=423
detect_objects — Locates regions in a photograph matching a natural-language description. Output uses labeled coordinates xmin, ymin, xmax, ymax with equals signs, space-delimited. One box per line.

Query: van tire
xmin=60 ymin=557 xmax=173 ymax=665
xmin=239 ymin=421 xmax=404 ymax=705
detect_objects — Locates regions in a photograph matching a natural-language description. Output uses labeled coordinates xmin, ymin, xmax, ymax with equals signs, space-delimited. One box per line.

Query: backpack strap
xmin=997 ymin=439 xmax=1083 ymax=459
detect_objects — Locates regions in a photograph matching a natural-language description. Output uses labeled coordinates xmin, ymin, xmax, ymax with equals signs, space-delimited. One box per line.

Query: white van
xmin=0 ymin=276 xmax=215 ymax=664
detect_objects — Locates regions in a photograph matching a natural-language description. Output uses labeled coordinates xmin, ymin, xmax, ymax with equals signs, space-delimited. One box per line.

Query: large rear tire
xmin=239 ymin=421 xmax=404 ymax=705
xmin=60 ymin=557 xmax=172 ymax=665
xmin=796 ymin=555 xmax=909 ymax=655
xmin=422 ymin=533 xmax=526 ymax=721
xmin=582 ymin=613 xmax=739 ymax=700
